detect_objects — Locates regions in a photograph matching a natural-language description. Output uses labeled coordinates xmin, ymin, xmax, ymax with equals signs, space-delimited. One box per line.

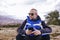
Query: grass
xmin=0 ymin=24 xmax=21 ymax=28
xmin=51 ymin=33 xmax=60 ymax=37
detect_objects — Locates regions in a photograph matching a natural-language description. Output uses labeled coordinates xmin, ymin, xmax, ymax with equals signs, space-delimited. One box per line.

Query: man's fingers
xmin=32 ymin=31 xmax=35 ymax=33
xmin=32 ymin=31 xmax=34 ymax=33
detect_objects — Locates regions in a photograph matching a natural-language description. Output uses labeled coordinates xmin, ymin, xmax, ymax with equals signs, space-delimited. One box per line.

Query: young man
xmin=16 ymin=8 xmax=52 ymax=40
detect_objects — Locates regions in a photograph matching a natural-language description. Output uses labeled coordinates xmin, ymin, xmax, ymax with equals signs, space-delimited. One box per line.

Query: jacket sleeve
xmin=17 ymin=19 xmax=27 ymax=35
xmin=41 ymin=21 xmax=52 ymax=35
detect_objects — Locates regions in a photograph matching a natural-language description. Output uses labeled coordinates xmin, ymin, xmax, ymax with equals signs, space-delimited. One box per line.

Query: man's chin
xmin=30 ymin=18 xmax=36 ymax=20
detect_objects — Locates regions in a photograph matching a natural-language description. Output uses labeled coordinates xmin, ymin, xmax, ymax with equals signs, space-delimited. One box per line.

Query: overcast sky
xmin=0 ymin=0 xmax=60 ymax=20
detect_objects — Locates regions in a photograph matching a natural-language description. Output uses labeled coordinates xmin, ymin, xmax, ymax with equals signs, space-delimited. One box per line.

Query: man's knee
xmin=35 ymin=35 xmax=42 ymax=40
xmin=16 ymin=34 xmax=24 ymax=40
xmin=41 ymin=35 xmax=50 ymax=40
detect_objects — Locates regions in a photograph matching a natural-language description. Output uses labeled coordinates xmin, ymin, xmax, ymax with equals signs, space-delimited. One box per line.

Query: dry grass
xmin=0 ymin=27 xmax=17 ymax=40
xmin=0 ymin=25 xmax=60 ymax=40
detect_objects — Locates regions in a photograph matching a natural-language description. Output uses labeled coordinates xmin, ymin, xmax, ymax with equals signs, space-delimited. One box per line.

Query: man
xmin=16 ymin=8 xmax=52 ymax=40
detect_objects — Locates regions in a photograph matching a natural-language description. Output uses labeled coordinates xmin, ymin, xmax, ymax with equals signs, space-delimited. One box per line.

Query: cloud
xmin=23 ymin=0 xmax=46 ymax=5
xmin=0 ymin=0 xmax=60 ymax=20
xmin=55 ymin=1 xmax=60 ymax=12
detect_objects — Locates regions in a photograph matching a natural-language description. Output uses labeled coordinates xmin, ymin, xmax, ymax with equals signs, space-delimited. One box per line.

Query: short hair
xmin=31 ymin=8 xmax=37 ymax=11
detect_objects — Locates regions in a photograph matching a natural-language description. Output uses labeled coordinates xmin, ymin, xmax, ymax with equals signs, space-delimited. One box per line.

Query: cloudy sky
xmin=0 ymin=0 xmax=60 ymax=20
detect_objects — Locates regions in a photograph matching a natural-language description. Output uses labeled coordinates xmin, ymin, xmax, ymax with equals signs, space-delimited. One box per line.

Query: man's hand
xmin=32 ymin=29 xmax=41 ymax=36
xmin=25 ymin=29 xmax=32 ymax=35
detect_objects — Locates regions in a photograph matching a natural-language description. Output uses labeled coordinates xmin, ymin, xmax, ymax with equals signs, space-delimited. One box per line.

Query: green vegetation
xmin=45 ymin=10 xmax=60 ymax=25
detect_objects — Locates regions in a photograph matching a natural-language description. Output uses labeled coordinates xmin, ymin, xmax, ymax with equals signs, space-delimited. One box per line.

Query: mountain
xmin=0 ymin=15 xmax=23 ymax=26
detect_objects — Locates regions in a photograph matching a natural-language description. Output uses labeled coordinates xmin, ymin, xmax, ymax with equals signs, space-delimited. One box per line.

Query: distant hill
xmin=0 ymin=15 xmax=23 ymax=26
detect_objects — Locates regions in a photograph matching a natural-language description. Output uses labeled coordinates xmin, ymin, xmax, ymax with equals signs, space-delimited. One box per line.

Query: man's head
xmin=28 ymin=8 xmax=38 ymax=19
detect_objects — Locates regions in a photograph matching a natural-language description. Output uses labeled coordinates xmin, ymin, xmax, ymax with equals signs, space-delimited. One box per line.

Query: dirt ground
xmin=0 ymin=27 xmax=17 ymax=40
xmin=0 ymin=25 xmax=60 ymax=40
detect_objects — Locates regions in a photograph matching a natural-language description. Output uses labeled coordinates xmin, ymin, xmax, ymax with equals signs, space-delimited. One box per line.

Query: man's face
xmin=28 ymin=10 xmax=38 ymax=19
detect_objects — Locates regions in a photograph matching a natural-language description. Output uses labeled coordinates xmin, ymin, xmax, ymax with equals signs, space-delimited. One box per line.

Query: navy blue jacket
xmin=17 ymin=16 xmax=52 ymax=36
